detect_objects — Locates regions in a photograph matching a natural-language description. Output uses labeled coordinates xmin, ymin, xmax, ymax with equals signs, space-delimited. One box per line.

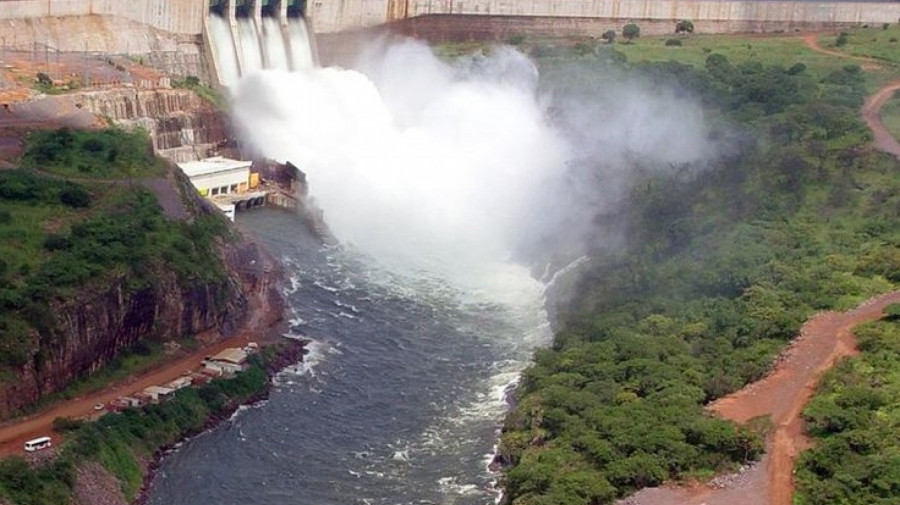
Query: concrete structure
xmin=3 ymin=0 xmax=900 ymax=39
xmin=203 ymin=347 xmax=249 ymax=375
xmin=0 ymin=0 xmax=205 ymax=34
xmin=142 ymin=385 xmax=175 ymax=403
xmin=164 ymin=376 xmax=194 ymax=390
xmin=177 ymin=156 xmax=275 ymax=221
xmin=309 ymin=0 xmax=900 ymax=34
xmin=4 ymin=0 xmax=900 ymax=86
xmin=209 ymin=347 xmax=249 ymax=365
xmin=178 ymin=156 xmax=253 ymax=197
xmin=214 ymin=201 xmax=237 ymax=221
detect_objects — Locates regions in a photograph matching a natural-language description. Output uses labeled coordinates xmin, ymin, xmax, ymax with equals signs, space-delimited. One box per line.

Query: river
xmin=146 ymin=208 xmax=551 ymax=505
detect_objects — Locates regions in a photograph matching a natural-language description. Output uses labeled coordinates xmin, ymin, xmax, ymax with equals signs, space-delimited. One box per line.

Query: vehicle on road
xmin=24 ymin=436 xmax=51 ymax=452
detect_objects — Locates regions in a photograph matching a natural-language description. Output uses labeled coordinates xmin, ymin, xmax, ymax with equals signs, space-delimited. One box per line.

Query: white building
xmin=178 ymin=157 xmax=253 ymax=198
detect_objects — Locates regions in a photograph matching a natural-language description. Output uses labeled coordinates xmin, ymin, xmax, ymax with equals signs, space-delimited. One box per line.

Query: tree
xmin=836 ymin=32 xmax=849 ymax=47
xmin=623 ymin=23 xmax=641 ymax=42
xmin=601 ymin=29 xmax=617 ymax=44
xmin=675 ymin=20 xmax=695 ymax=34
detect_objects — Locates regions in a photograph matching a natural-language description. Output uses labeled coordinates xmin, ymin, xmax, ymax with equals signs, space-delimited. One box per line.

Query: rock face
xmin=67 ymin=89 xmax=231 ymax=163
xmin=0 ymin=173 xmax=260 ymax=418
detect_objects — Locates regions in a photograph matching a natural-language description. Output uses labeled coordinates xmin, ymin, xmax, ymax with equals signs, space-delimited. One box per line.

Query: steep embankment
xmin=0 ymin=125 xmax=267 ymax=419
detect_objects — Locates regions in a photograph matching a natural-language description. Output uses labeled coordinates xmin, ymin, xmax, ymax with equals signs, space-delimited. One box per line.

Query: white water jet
xmin=208 ymin=15 xmax=241 ymax=88
xmin=237 ymin=17 xmax=264 ymax=75
xmin=287 ymin=18 xmax=315 ymax=71
xmin=232 ymin=41 xmax=565 ymax=298
xmin=261 ymin=17 xmax=290 ymax=70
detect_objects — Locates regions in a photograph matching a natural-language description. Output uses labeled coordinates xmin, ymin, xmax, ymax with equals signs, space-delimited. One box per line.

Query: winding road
xmin=0 ymin=228 xmax=286 ymax=457
xmin=861 ymin=79 xmax=900 ymax=158
xmin=622 ymin=34 xmax=900 ymax=505
xmin=800 ymin=33 xmax=900 ymax=159
xmin=623 ymin=292 xmax=900 ymax=505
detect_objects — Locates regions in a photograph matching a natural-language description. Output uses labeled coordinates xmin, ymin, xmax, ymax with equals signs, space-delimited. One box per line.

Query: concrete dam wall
xmin=0 ymin=0 xmax=206 ymax=34
xmin=309 ymin=0 xmax=900 ymax=34
xmin=4 ymin=0 xmax=900 ymax=37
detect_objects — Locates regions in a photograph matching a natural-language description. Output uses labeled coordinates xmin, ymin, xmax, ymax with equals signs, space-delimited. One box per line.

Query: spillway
xmin=206 ymin=0 xmax=315 ymax=88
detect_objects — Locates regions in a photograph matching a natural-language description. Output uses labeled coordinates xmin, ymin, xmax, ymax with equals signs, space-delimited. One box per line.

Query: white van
xmin=24 ymin=436 xmax=51 ymax=452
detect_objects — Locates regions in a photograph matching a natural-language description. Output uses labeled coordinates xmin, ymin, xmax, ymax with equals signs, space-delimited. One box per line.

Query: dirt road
xmin=0 ymin=239 xmax=287 ymax=457
xmin=799 ymin=33 xmax=882 ymax=69
xmin=861 ymin=80 xmax=900 ymax=158
xmin=622 ymin=291 xmax=900 ymax=505
xmin=799 ymin=33 xmax=900 ymax=159
xmin=0 ymin=333 xmax=252 ymax=456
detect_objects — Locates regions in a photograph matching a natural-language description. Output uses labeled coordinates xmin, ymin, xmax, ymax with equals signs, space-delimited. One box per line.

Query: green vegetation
xmin=172 ymin=75 xmax=227 ymax=110
xmin=0 ymin=353 xmax=277 ymax=504
xmin=0 ymin=129 xmax=230 ymax=396
xmin=500 ymin=38 xmax=899 ymax=505
xmin=622 ymin=23 xmax=640 ymax=43
xmin=21 ymin=127 xmax=165 ymax=179
xmin=816 ymin=25 xmax=900 ymax=65
xmin=795 ymin=316 xmax=900 ymax=505
xmin=880 ymin=91 xmax=900 ymax=141
xmin=27 ymin=338 xmax=200 ymax=416
xmin=601 ymin=30 xmax=616 ymax=45
xmin=675 ymin=20 xmax=695 ymax=35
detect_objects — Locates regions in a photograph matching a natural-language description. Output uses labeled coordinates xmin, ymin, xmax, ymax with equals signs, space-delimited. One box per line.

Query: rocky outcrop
xmin=64 ymin=89 xmax=231 ymax=163
xmin=35 ymin=269 xmax=244 ymax=397
xmin=0 ymin=169 xmax=264 ymax=418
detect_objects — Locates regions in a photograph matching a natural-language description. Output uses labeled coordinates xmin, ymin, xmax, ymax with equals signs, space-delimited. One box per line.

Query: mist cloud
xmin=230 ymin=40 xmax=723 ymax=286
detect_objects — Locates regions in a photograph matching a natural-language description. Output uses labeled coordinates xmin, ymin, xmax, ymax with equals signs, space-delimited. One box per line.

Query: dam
xmin=205 ymin=0 xmax=316 ymax=88
xmin=3 ymin=0 xmax=900 ymax=85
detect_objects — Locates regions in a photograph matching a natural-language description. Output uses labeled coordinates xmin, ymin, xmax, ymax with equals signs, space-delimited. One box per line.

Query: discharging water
xmin=146 ymin=209 xmax=551 ymax=505
xmin=148 ymin=34 xmax=571 ymax=505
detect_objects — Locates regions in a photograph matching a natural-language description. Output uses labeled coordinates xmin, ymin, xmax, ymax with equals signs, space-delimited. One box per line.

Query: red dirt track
xmin=623 ymin=292 xmax=900 ymax=505
xmin=862 ymin=80 xmax=900 ymax=158
xmin=0 ymin=243 xmax=286 ymax=457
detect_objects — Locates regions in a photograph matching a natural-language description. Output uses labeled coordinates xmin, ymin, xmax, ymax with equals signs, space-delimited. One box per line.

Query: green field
xmin=815 ymin=25 xmax=900 ymax=66
xmin=615 ymin=34 xmax=848 ymax=76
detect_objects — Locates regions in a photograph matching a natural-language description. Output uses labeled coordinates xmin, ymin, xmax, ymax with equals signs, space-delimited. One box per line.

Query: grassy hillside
xmin=814 ymin=25 xmax=900 ymax=66
xmin=498 ymin=34 xmax=900 ymax=505
xmin=0 ymin=128 xmax=230 ymax=392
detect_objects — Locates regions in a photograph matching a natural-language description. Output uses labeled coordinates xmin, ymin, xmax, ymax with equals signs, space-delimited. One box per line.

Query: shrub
xmin=623 ymin=23 xmax=641 ymax=42
xmin=52 ymin=416 xmax=84 ymax=432
xmin=665 ymin=38 xmax=683 ymax=47
xmin=836 ymin=32 xmax=849 ymax=47
xmin=787 ymin=62 xmax=807 ymax=75
xmin=59 ymin=186 xmax=91 ymax=208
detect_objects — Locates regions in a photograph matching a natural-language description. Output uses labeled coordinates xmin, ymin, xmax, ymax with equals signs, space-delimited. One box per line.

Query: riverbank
xmin=133 ymin=338 xmax=308 ymax=505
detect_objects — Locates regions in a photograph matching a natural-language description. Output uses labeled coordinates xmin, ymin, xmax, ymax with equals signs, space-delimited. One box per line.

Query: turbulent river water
xmin=146 ymin=208 xmax=551 ymax=505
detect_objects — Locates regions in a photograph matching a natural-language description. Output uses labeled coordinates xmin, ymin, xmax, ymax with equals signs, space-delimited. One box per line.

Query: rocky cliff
xmin=66 ymin=88 xmax=231 ymax=163
xmin=0 ymin=165 xmax=266 ymax=418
